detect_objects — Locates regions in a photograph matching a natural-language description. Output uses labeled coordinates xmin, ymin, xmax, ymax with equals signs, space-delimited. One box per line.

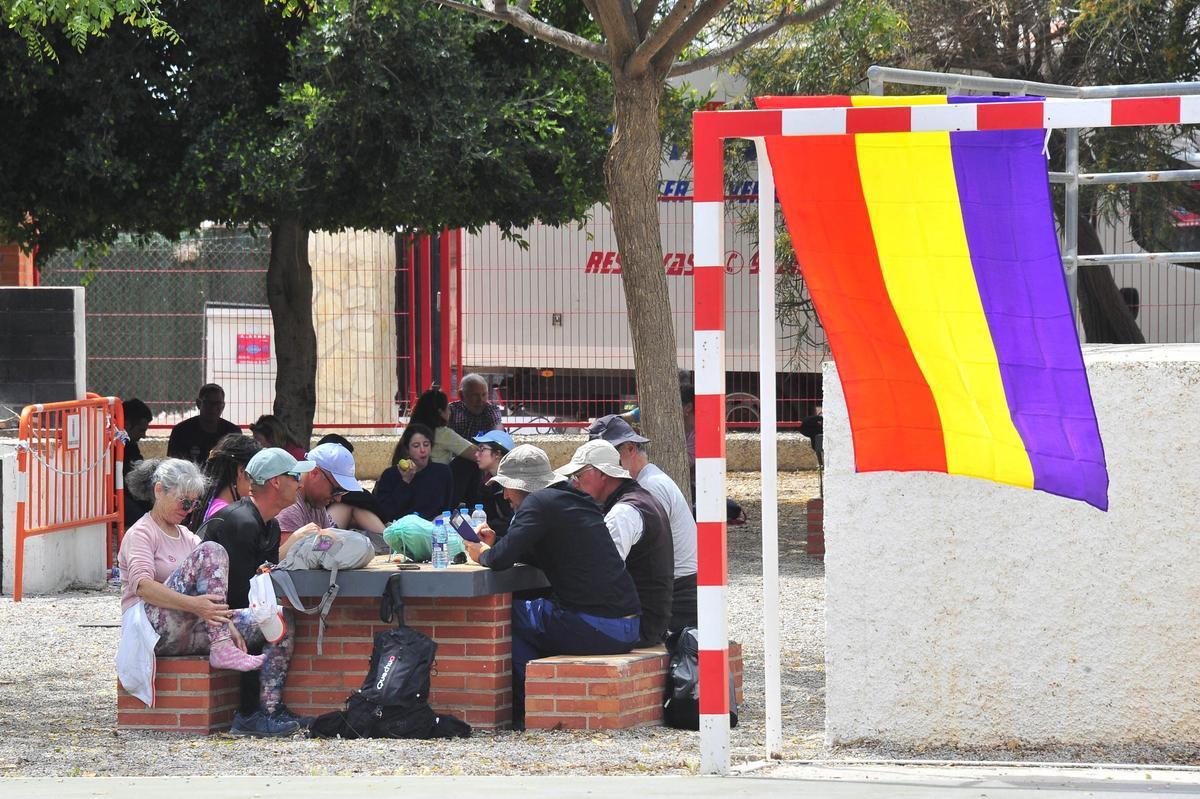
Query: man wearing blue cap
xmin=473 ymin=429 xmax=515 ymax=537
xmin=197 ymin=447 xmax=316 ymax=736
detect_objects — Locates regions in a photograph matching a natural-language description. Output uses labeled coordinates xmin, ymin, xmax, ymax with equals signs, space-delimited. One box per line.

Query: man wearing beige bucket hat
xmin=463 ymin=444 xmax=641 ymax=728
xmin=557 ymin=439 xmax=674 ymax=647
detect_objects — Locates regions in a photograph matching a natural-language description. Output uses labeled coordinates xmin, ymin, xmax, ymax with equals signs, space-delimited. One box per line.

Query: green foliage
xmin=3 ymin=0 xmax=180 ymax=59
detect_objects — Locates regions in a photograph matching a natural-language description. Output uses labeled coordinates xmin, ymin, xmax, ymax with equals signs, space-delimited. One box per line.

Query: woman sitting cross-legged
xmin=117 ymin=457 xmax=302 ymax=737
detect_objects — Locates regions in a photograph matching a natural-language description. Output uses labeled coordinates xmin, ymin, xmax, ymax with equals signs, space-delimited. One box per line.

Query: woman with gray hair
xmin=118 ymin=458 xmax=270 ymax=674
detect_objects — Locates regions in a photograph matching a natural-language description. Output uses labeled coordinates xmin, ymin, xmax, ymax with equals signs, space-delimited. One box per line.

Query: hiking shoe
xmin=230 ymin=708 xmax=301 ymax=737
xmin=272 ymin=703 xmax=315 ymax=730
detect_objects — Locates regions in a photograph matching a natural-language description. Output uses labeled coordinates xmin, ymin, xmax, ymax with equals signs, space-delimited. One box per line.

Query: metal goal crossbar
xmin=691 ymin=93 xmax=1200 ymax=775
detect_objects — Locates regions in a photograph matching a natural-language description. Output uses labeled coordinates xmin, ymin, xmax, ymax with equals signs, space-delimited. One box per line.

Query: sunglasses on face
xmin=285 ymin=471 xmax=303 ymax=481
xmin=319 ymin=469 xmax=348 ymax=498
xmin=178 ymin=496 xmax=202 ymax=512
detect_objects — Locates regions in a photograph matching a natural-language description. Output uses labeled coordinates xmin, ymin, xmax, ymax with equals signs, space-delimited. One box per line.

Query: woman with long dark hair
xmin=186 ymin=434 xmax=261 ymax=530
xmin=373 ymin=422 xmax=455 ymax=522
xmin=410 ymin=389 xmax=477 ymax=465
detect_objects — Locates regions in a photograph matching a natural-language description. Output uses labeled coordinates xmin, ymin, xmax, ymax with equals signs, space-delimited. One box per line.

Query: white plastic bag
xmin=248 ymin=571 xmax=286 ymax=644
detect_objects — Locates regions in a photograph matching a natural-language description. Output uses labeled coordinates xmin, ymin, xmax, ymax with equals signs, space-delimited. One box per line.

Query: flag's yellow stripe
xmin=850 ymin=95 xmax=1034 ymax=488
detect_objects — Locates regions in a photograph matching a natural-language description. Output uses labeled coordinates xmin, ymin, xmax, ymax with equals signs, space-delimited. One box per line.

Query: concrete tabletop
xmin=270 ymin=556 xmax=548 ymax=598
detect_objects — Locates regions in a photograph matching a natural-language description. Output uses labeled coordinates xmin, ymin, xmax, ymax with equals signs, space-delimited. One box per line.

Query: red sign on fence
xmin=237 ymin=334 xmax=271 ymax=364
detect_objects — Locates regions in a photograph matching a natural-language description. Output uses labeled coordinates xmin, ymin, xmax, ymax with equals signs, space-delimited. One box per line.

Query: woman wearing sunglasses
xmin=118 ymin=458 xmax=267 ymax=673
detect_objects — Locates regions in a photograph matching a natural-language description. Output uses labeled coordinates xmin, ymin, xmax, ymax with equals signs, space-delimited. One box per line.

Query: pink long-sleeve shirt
xmin=117 ymin=513 xmax=201 ymax=612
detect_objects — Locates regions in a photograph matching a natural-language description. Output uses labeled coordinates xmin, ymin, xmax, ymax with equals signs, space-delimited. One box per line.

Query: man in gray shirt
xmin=588 ymin=414 xmax=698 ymax=630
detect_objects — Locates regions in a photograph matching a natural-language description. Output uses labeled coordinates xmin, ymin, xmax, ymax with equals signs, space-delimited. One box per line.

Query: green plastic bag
xmin=382 ymin=514 xmax=465 ymax=563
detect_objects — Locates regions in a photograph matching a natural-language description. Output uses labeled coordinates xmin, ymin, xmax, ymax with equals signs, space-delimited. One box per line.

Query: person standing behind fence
xmin=588 ymin=414 xmax=698 ymax=631
xmin=116 ymin=458 xmax=302 ymax=737
xmin=185 ymin=434 xmax=261 ymax=529
xmin=121 ymin=398 xmax=153 ymax=530
xmin=167 ymin=384 xmax=241 ymax=465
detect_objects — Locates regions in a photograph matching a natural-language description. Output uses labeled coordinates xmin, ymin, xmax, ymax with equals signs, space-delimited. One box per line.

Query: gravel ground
xmin=3 ymin=470 xmax=1196 ymax=776
xmin=0 ymin=471 xmax=823 ymax=776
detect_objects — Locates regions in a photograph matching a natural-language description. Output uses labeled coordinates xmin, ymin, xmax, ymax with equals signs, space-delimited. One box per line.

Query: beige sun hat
xmin=488 ymin=444 xmax=564 ymax=493
xmin=555 ymin=439 xmax=632 ymax=480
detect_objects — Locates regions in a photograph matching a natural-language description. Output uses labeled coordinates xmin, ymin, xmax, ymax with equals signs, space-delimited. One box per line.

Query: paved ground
xmin=13 ymin=763 xmax=1200 ymax=798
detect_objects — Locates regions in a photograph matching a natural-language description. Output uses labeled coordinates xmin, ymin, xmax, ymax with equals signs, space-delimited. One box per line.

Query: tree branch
xmin=667 ymin=0 xmax=841 ymax=77
xmin=653 ymin=0 xmax=730 ymax=70
xmin=627 ymin=0 xmax=696 ymax=76
xmin=426 ymin=0 xmax=609 ymax=64
xmin=634 ymin=0 xmax=659 ymax=36
xmin=589 ymin=0 xmax=640 ymax=55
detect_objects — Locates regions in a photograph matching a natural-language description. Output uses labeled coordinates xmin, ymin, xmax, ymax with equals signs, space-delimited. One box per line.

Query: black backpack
xmin=309 ymin=574 xmax=471 ymax=739
xmin=662 ymin=626 xmax=738 ymax=730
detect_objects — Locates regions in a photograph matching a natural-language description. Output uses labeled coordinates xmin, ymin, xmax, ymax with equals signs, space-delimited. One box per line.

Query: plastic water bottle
xmin=431 ymin=518 xmax=449 ymax=569
xmin=470 ymin=503 xmax=487 ymax=533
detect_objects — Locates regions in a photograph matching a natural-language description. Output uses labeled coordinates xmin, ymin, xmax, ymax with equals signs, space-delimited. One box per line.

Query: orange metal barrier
xmin=14 ymin=396 xmax=125 ymax=601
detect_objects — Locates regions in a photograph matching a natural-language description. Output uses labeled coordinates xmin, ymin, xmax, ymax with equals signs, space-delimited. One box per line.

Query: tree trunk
xmin=607 ymin=70 xmax=693 ymax=505
xmin=1076 ymin=214 xmax=1145 ymax=344
xmin=267 ymin=218 xmax=318 ymax=446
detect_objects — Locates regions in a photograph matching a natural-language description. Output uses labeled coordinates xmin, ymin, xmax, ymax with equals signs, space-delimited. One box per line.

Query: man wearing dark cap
xmin=463 ymin=444 xmax=641 ymax=729
xmin=589 ymin=414 xmax=698 ymax=630
xmin=557 ymin=440 xmax=674 ymax=647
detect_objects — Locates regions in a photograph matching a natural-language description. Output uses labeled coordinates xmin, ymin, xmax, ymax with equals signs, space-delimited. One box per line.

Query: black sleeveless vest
xmin=603 ymin=480 xmax=675 ymax=645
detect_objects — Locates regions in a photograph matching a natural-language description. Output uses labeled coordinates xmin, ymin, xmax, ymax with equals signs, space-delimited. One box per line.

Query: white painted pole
xmin=754 ymin=138 xmax=783 ymax=759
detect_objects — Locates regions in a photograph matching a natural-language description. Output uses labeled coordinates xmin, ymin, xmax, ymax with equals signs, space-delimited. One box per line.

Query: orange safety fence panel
xmin=14 ymin=395 xmax=125 ymax=601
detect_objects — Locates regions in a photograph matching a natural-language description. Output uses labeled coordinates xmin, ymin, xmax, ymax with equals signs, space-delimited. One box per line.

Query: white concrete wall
xmin=825 ymin=344 xmax=1200 ymax=747
xmin=0 ymin=445 xmax=106 ymax=597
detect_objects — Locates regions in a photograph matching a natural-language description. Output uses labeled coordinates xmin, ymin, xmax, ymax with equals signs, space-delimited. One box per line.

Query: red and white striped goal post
xmin=690 ymin=94 xmax=1198 ymax=775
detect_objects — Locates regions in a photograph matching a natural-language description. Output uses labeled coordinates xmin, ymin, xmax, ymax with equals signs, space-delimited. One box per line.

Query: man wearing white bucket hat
xmin=557 ymin=439 xmax=674 ymax=647
xmin=463 ymin=444 xmax=641 ymax=729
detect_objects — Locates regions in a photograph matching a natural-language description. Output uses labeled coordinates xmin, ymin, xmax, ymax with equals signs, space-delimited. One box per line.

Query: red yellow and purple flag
xmin=758 ymin=94 xmax=1109 ymax=510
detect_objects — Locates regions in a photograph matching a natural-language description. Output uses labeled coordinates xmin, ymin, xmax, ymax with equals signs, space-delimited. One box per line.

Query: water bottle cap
xmin=434 ymin=518 xmax=444 ymax=526
xmin=474 ymin=504 xmax=484 ymax=510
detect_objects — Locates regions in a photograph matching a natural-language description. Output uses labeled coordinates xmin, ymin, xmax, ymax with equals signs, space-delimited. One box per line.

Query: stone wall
xmin=310 ymin=231 xmax=398 ymax=430
xmin=824 ymin=344 xmax=1200 ymax=747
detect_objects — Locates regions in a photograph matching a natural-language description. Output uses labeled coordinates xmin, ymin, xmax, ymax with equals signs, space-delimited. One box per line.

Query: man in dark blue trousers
xmin=463 ymin=445 xmax=641 ymax=728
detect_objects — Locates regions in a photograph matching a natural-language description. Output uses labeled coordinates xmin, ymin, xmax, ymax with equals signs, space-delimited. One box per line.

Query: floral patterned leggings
xmin=143 ymin=541 xmax=295 ymax=713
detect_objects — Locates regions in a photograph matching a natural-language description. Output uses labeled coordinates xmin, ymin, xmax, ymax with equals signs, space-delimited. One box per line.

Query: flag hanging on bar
xmin=758 ymin=94 xmax=1109 ymax=510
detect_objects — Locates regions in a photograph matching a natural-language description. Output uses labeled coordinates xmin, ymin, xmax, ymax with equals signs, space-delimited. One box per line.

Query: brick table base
xmin=282 ymin=593 xmax=513 ymax=730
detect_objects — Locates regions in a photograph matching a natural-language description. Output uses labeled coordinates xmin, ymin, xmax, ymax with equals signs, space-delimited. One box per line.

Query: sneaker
xmin=229 ymin=708 xmax=301 ymax=737
xmin=272 ymin=703 xmax=315 ymax=730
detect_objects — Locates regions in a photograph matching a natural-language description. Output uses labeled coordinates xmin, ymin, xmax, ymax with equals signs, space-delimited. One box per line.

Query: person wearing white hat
xmin=197 ymin=447 xmax=315 ymax=736
xmin=462 ymin=444 xmax=642 ymax=728
xmin=557 ymin=439 xmax=675 ymax=647
xmin=588 ymin=414 xmax=698 ymax=631
xmin=276 ymin=443 xmax=360 ymax=535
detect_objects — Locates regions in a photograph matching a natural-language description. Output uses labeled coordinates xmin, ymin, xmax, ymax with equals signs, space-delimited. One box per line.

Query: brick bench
xmin=117 ymin=657 xmax=239 ymax=733
xmin=524 ymin=642 xmax=743 ymax=731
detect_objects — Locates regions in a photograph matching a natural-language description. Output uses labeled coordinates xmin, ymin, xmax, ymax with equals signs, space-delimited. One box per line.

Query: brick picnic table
xmin=273 ymin=558 xmax=548 ymax=731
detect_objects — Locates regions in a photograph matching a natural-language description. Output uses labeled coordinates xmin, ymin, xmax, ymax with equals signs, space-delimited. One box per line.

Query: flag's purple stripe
xmin=949 ymin=96 xmax=1109 ymax=510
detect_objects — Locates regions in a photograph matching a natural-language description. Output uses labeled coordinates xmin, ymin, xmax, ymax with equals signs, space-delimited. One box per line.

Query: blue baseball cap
xmin=474 ymin=429 xmax=514 ymax=454
xmin=245 ymin=447 xmax=316 ymax=485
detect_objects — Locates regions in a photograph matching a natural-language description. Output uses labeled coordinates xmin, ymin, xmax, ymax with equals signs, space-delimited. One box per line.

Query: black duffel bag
xmin=663 ymin=627 xmax=738 ymax=730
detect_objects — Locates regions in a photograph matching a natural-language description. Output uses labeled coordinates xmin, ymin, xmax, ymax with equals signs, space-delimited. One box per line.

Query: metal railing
xmin=14 ymin=395 xmax=124 ymax=601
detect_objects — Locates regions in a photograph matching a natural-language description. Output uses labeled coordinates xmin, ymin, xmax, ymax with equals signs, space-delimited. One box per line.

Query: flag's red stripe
xmin=756 ymin=96 xmax=947 ymax=473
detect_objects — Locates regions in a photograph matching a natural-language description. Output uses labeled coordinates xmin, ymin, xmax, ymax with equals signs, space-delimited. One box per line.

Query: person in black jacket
xmin=557 ymin=439 xmax=674 ymax=647
xmin=197 ymin=447 xmax=315 ymax=737
xmin=463 ymin=445 xmax=641 ymax=728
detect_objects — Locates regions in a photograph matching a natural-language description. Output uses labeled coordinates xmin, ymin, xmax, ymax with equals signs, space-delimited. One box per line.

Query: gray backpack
xmin=272 ymin=531 xmax=377 ymax=654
